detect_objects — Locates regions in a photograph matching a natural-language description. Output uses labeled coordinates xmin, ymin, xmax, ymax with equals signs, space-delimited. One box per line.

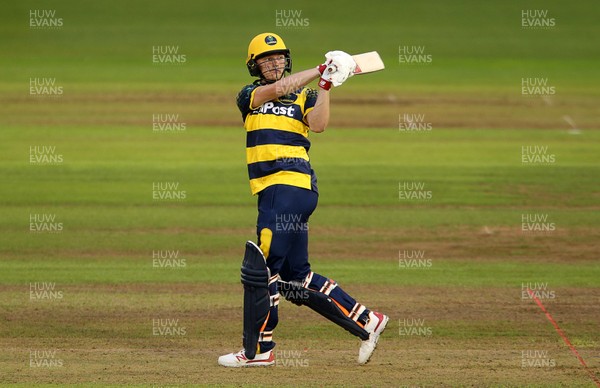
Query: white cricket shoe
xmin=218 ymin=349 xmax=275 ymax=367
xmin=358 ymin=311 xmax=389 ymax=364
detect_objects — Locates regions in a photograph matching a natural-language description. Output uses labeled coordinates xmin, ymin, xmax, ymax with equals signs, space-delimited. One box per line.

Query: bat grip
xmin=326 ymin=64 xmax=338 ymax=73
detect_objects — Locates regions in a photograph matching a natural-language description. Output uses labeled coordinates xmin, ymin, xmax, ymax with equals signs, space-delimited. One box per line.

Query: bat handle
xmin=326 ymin=64 xmax=337 ymax=73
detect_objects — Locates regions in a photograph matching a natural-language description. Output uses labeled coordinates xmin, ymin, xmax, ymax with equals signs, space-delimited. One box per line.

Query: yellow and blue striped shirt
xmin=237 ymin=83 xmax=318 ymax=195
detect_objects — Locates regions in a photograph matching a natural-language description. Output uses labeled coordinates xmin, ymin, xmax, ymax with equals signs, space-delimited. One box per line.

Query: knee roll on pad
xmin=241 ymin=266 xmax=268 ymax=287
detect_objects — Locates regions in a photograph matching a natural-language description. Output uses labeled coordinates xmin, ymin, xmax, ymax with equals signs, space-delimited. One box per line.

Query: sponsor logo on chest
xmin=256 ymin=102 xmax=296 ymax=118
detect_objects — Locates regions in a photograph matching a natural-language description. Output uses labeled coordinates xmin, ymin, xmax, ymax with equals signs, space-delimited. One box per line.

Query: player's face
xmin=257 ymin=54 xmax=286 ymax=81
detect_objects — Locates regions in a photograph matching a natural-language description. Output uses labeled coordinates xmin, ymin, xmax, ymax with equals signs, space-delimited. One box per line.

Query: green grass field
xmin=1 ymin=0 xmax=599 ymax=386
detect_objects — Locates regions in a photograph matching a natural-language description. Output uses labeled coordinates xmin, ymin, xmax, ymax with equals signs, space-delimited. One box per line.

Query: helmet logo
xmin=264 ymin=35 xmax=277 ymax=45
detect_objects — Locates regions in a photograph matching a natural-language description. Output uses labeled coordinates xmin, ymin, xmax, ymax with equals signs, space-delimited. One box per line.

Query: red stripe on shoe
xmin=372 ymin=313 xmax=385 ymax=332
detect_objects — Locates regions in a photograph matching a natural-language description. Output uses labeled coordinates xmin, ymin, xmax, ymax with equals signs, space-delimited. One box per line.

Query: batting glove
xmin=317 ymin=59 xmax=334 ymax=90
xmin=318 ymin=69 xmax=334 ymax=90
xmin=325 ymin=51 xmax=357 ymax=79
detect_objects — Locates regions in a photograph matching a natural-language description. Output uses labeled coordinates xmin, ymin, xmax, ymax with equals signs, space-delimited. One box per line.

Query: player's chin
xmin=265 ymin=69 xmax=284 ymax=81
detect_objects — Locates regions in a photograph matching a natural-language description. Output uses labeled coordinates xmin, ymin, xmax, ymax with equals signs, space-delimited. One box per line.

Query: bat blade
xmin=352 ymin=51 xmax=385 ymax=75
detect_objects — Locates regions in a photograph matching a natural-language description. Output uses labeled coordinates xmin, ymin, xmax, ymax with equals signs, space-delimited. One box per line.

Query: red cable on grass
xmin=527 ymin=288 xmax=600 ymax=387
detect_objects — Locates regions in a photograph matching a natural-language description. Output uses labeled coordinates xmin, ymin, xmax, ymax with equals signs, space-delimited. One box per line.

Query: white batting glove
xmin=327 ymin=68 xmax=349 ymax=87
xmin=317 ymin=51 xmax=356 ymax=90
xmin=319 ymin=66 xmax=351 ymax=89
xmin=325 ymin=50 xmax=357 ymax=78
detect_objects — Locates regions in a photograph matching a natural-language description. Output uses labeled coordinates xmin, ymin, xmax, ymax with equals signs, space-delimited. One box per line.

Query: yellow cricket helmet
xmin=246 ymin=32 xmax=292 ymax=78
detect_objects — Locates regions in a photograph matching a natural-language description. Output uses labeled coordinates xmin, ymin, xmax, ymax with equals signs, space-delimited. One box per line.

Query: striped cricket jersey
xmin=237 ymin=81 xmax=319 ymax=195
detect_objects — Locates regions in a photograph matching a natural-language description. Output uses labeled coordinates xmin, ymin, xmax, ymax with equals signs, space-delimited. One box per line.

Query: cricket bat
xmin=327 ymin=51 xmax=385 ymax=75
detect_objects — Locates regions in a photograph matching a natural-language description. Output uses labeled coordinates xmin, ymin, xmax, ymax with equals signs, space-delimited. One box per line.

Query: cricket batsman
xmin=218 ymin=32 xmax=389 ymax=367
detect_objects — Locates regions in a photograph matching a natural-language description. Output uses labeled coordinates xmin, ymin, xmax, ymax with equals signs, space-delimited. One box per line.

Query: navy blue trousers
xmin=254 ymin=185 xmax=369 ymax=351
xmin=257 ymin=184 xmax=317 ymax=282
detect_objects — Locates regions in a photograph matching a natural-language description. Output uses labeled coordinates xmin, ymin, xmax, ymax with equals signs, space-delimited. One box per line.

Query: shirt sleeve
xmin=236 ymin=84 xmax=259 ymax=122
xmin=302 ymin=87 xmax=319 ymax=124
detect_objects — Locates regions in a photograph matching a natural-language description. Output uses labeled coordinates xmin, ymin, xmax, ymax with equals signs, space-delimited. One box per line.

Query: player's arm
xmin=251 ymin=68 xmax=320 ymax=109
xmin=306 ymin=90 xmax=329 ymax=133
